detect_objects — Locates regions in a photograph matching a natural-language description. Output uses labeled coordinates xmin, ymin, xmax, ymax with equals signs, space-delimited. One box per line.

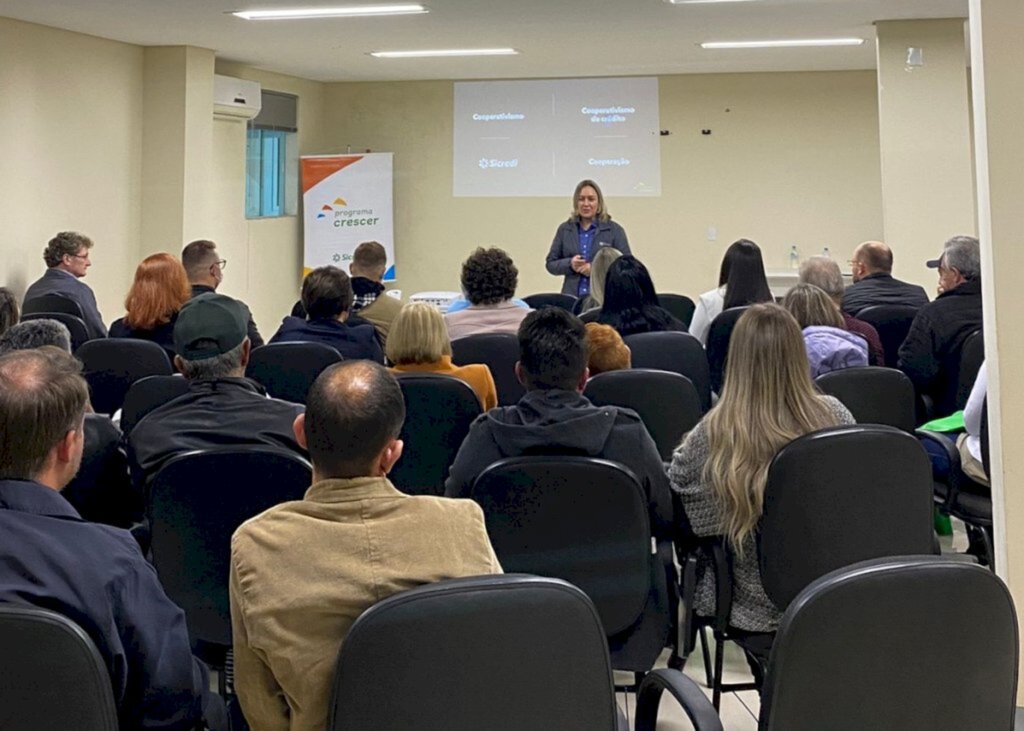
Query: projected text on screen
xmin=453 ymin=77 xmax=661 ymax=197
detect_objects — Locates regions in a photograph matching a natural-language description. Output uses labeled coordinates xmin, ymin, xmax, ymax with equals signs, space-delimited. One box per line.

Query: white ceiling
xmin=4 ymin=0 xmax=968 ymax=82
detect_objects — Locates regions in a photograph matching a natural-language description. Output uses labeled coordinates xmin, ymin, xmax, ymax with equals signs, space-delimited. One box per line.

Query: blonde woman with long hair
xmin=669 ymin=303 xmax=854 ymax=682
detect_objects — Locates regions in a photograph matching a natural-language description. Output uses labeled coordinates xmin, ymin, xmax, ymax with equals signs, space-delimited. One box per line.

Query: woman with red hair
xmin=109 ymin=253 xmax=191 ymax=362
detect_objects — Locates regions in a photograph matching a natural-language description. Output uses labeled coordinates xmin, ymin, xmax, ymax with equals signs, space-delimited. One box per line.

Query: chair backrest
xmin=657 ymin=294 xmax=697 ymax=328
xmin=451 ymin=333 xmax=524 ymax=406
xmin=523 ymin=293 xmax=577 ymax=312
xmin=147 ymin=447 xmax=312 ymax=647
xmin=0 ymin=605 xmax=118 ymax=731
xmin=706 ymin=306 xmax=748 ymax=394
xmin=390 ymin=374 xmax=483 ymax=496
xmin=623 ymin=331 xmax=711 ymax=412
xmin=60 ymin=414 xmax=137 ymax=528
xmin=758 ymin=425 xmax=936 ymax=611
xmin=120 ymin=374 xmax=191 ymax=435
xmin=814 ymin=366 xmax=916 ymax=432
xmin=21 ymin=293 xmax=84 ymax=318
xmin=21 ymin=312 xmax=90 ymax=352
xmin=954 ymin=329 xmax=984 ymax=410
xmin=584 ymin=369 xmax=701 ymax=461
xmin=579 ymin=307 xmax=601 ymax=323
xmin=760 ymin=556 xmax=1018 ymax=731
xmin=245 ymin=341 xmax=342 ymax=404
xmin=471 ymin=456 xmax=651 ymax=636
xmin=853 ymin=304 xmax=919 ymax=369
xmin=76 ymin=338 xmax=174 ymax=415
xmin=330 ymin=575 xmax=619 ymax=731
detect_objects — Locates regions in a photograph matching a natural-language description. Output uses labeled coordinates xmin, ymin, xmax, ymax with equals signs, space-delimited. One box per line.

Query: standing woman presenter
xmin=546 ymin=179 xmax=631 ymax=296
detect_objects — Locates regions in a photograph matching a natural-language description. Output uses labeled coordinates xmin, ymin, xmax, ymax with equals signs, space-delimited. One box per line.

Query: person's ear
xmin=577 ymin=366 xmax=590 ymax=392
xmin=239 ymin=338 xmax=252 ymax=368
xmin=514 ymin=361 xmax=526 ymax=386
xmin=54 ymin=428 xmax=78 ymax=466
xmin=293 ymin=413 xmax=308 ymax=449
xmin=173 ymin=355 xmax=186 ymax=375
xmin=380 ymin=438 xmax=404 ymax=475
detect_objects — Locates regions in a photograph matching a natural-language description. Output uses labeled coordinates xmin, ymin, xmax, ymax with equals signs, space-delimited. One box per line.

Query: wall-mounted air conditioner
xmin=214 ymin=75 xmax=262 ymax=120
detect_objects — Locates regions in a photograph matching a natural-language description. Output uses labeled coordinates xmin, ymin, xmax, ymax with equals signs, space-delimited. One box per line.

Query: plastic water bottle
xmin=789 ymin=245 xmax=800 ymax=270
xmin=822 ymin=246 xmax=831 ymax=258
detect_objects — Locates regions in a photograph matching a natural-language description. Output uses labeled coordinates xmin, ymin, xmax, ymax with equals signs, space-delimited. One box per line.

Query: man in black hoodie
xmin=444 ymin=307 xmax=673 ymax=540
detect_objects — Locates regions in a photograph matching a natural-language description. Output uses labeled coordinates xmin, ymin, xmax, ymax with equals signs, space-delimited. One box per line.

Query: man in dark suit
xmin=841 ymin=240 xmax=930 ymax=314
xmin=181 ymin=238 xmax=264 ymax=347
xmin=23 ymin=231 xmax=107 ymax=340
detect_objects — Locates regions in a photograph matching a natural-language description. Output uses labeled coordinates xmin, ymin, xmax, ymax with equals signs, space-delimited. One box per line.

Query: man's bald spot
xmin=854 ymin=241 xmax=894 ymax=274
xmin=321 ymin=359 xmax=378 ymax=406
xmin=0 ymin=346 xmax=68 ymax=391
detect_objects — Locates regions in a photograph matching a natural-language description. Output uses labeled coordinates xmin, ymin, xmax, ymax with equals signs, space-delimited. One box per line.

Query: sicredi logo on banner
xmin=315 ymin=196 xmax=380 ymax=228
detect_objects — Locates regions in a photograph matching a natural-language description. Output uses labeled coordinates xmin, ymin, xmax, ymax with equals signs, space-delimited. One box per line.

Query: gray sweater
xmin=668 ymin=396 xmax=855 ymax=632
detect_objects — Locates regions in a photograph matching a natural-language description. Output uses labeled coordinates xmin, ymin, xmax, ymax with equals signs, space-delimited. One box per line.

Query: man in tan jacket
xmin=349 ymin=240 xmax=402 ymax=345
xmin=229 ymin=360 xmax=501 ymax=731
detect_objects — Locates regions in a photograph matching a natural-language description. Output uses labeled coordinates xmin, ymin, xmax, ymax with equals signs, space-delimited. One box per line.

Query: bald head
xmin=303 ymin=360 xmax=406 ymax=478
xmin=852 ymin=241 xmax=894 ymax=281
xmin=799 ymin=256 xmax=844 ymax=300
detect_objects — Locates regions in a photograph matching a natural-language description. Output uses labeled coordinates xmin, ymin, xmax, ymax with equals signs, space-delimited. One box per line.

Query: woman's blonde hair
xmin=569 ymin=179 xmax=610 ymax=222
xmin=701 ymin=303 xmax=840 ymax=555
xmin=385 ymin=302 xmax=452 ymax=365
xmin=782 ymin=283 xmax=844 ymax=329
xmin=588 ymin=246 xmax=622 ymax=307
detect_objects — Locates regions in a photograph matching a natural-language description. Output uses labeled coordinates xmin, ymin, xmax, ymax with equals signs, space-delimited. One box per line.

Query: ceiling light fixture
xmin=369 ymin=48 xmax=519 ymax=58
xmin=232 ymin=5 xmax=427 ymax=20
xmin=701 ymin=38 xmax=865 ymax=49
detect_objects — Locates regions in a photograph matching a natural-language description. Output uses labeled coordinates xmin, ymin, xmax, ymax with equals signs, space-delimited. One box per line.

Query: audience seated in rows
xmin=230 ymin=360 xmax=501 ymax=731
xmin=597 ymin=255 xmax=685 ymax=337
xmin=445 ymin=307 xmax=674 ymax=542
xmin=270 ymin=266 xmax=383 ymax=362
xmin=0 ymin=347 xmax=224 ymax=729
xmin=783 ymin=283 xmax=869 ymax=378
xmin=108 ymin=252 xmax=191 ymax=362
xmin=348 ymin=240 xmax=403 ymax=344
xmin=183 ymin=238 xmax=264 ymax=347
xmin=445 ymin=247 xmax=531 ymax=340
xmin=841 ymin=240 xmax=930 ymax=314
xmin=0 ymin=286 xmax=18 ymax=336
xmin=128 ymin=294 xmax=304 ymax=486
xmin=23 ymin=231 xmax=107 ymax=340
xmin=575 ymin=245 xmax=622 ymax=313
xmin=584 ymin=322 xmax=631 ymax=376
xmin=799 ymin=256 xmax=884 ymax=366
xmin=670 ymin=303 xmax=855 ymax=681
xmin=387 ymin=301 xmax=497 ymax=410
xmin=689 ymin=239 xmax=774 ymax=346
xmin=898 ymin=235 xmax=983 ymax=411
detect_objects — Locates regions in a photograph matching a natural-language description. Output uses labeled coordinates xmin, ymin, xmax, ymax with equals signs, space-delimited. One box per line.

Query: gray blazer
xmin=545 ymin=219 xmax=631 ymax=295
xmin=23 ymin=268 xmax=107 ymax=340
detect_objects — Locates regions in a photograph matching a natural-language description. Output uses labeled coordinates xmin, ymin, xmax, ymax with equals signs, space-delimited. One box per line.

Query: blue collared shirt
xmin=577 ymin=222 xmax=598 ymax=297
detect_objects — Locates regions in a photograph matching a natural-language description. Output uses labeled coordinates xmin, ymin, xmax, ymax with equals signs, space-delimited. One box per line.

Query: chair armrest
xmin=635 ymin=668 xmax=724 ymax=731
xmin=917 ymin=428 xmax=963 ymax=511
xmin=709 ymin=540 xmax=734 ymax=634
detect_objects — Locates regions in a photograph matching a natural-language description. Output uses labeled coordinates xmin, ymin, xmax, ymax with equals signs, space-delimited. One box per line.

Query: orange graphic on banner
xmin=300 ymin=156 xmax=364 ymax=193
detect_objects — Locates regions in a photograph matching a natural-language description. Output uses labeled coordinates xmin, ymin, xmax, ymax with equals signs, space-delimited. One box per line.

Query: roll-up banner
xmin=300 ymin=153 xmax=395 ymax=280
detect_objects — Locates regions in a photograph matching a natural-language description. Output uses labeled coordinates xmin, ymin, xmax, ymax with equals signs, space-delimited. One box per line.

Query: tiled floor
xmin=612 ymin=518 xmax=973 ymax=729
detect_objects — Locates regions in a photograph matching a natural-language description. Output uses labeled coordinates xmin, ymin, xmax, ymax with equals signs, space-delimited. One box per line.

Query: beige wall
xmin=321 ymin=71 xmax=885 ymax=299
xmin=0 ymin=17 xmax=143 ymax=324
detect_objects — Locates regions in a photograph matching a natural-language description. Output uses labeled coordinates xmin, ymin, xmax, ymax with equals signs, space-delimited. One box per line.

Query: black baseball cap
xmin=173 ymin=293 xmax=249 ymax=360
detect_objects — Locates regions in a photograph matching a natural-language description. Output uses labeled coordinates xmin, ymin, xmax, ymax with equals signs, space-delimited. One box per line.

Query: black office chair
xmin=684 ymin=425 xmax=936 ymax=708
xmin=585 ymin=369 xmax=702 ymax=460
xmin=471 ymin=457 xmax=672 ymax=679
xmin=147 ymin=447 xmax=312 ymax=681
xmin=76 ymin=338 xmax=173 ymax=415
xmin=330 ymin=575 xmax=719 ymax=731
xmin=814 ymin=366 xmax=917 ymax=432
xmin=451 ymin=333 xmax=524 ymax=407
xmin=579 ymin=307 xmax=602 ymax=323
xmin=60 ymin=414 xmax=139 ymax=529
xmin=523 ymin=293 xmax=577 ymax=312
xmin=390 ymin=374 xmax=483 ymax=496
xmin=623 ymin=331 xmax=711 ymax=412
xmin=854 ymin=304 xmax=919 ymax=369
xmin=642 ymin=556 xmax=1018 ymax=731
xmin=120 ymin=374 xmax=191 ymax=435
xmin=245 ymin=341 xmax=342 ymax=404
xmin=658 ymin=294 xmax=697 ymax=328
xmin=21 ymin=293 xmax=85 ymax=318
xmin=954 ymin=329 xmax=984 ymax=410
xmin=21 ymin=311 xmax=91 ymax=352
xmin=0 ymin=606 xmax=118 ymax=731
xmin=706 ymin=306 xmax=748 ymax=394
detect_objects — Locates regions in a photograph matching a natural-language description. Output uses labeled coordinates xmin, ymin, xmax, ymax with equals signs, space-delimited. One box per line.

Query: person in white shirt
xmin=689 ymin=239 xmax=773 ymax=345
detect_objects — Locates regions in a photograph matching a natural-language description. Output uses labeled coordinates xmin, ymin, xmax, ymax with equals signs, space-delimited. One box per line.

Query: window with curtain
xmin=245 ymin=90 xmax=298 ymax=219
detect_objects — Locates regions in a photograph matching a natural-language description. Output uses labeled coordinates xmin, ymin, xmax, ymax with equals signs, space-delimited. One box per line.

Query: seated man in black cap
xmin=127 ymin=293 xmax=305 ymax=487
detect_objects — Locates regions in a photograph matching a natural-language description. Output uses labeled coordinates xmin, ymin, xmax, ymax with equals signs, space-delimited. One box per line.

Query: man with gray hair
xmin=799 ymin=257 xmax=884 ymax=365
xmin=898 ymin=235 xmax=983 ymax=414
xmin=23 ymin=231 xmax=108 ymax=340
xmin=127 ymin=293 xmax=304 ymax=486
xmin=0 ymin=318 xmax=71 ymax=355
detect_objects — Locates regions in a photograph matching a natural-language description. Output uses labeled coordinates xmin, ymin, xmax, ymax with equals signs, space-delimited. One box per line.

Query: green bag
xmin=919 ymin=410 xmax=965 ymax=433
